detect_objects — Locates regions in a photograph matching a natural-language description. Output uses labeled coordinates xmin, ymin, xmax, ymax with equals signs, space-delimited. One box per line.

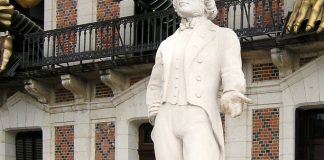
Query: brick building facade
xmin=0 ymin=0 xmax=324 ymax=160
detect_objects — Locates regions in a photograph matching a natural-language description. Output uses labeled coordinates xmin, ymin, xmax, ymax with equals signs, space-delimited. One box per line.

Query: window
xmin=138 ymin=123 xmax=155 ymax=160
xmin=16 ymin=131 xmax=43 ymax=160
xmin=296 ymin=108 xmax=324 ymax=160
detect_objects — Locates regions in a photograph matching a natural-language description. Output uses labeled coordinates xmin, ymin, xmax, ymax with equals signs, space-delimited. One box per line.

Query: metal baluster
xmin=141 ymin=19 xmax=144 ymax=53
xmin=153 ymin=17 xmax=156 ymax=44
xmin=52 ymin=34 xmax=56 ymax=68
xmin=261 ymin=0 xmax=266 ymax=28
xmin=22 ymin=38 xmax=26 ymax=68
xmin=89 ymin=27 xmax=92 ymax=53
xmin=148 ymin=18 xmax=151 ymax=46
xmin=46 ymin=34 xmax=50 ymax=59
xmin=129 ymin=21 xmax=132 ymax=47
xmin=78 ymin=29 xmax=81 ymax=53
xmin=241 ymin=1 xmax=244 ymax=30
xmin=135 ymin=21 xmax=138 ymax=47
xmin=112 ymin=23 xmax=116 ymax=60
xmin=226 ymin=6 xmax=229 ymax=28
xmin=233 ymin=5 xmax=237 ymax=30
xmin=276 ymin=0 xmax=281 ymax=29
xmin=159 ymin=16 xmax=163 ymax=42
xmin=166 ymin=15 xmax=169 ymax=37
xmin=32 ymin=36 xmax=35 ymax=65
xmin=123 ymin=22 xmax=127 ymax=47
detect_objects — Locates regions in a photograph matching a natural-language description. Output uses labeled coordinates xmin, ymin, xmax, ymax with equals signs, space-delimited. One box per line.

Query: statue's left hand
xmin=220 ymin=91 xmax=253 ymax=118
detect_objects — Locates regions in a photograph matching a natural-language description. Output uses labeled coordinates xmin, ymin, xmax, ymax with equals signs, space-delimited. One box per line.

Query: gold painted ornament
xmin=15 ymin=0 xmax=41 ymax=8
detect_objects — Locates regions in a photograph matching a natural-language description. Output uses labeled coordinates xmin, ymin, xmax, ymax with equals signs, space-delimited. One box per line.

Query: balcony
xmin=18 ymin=0 xmax=284 ymax=76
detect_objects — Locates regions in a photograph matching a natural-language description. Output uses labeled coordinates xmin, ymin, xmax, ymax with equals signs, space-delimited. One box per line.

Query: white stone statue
xmin=146 ymin=0 xmax=252 ymax=159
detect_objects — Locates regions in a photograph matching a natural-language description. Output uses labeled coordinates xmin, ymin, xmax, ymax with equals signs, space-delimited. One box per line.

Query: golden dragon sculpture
xmin=0 ymin=0 xmax=41 ymax=73
xmin=287 ymin=0 xmax=324 ymax=33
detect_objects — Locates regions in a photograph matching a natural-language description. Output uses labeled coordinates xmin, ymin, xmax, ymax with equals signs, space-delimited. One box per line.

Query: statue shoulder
xmin=217 ymin=27 xmax=239 ymax=40
xmin=158 ymin=33 xmax=176 ymax=49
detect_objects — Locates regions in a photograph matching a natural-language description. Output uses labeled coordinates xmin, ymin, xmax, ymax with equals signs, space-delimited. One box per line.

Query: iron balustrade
xmin=20 ymin=0 xmax=283 ymax=69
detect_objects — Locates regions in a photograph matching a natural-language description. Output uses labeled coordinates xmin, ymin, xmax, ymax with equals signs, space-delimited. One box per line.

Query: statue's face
xmin=175 ymin=0 xmax=204 ymax=18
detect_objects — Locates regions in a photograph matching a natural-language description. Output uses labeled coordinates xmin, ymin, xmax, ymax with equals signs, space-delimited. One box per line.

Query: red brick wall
xmin=55 ymin=87 xmax=74 ymax=103
xmin=56 ymin=0 xmax=77 ymax=28
xmin=254 ymin=0 xmax=284 ymax=27
xmin=96 ymin=0 xmax=120 ymax=50
xmin=55 ymin=125 xmax=74 ymax=160
xmin=213 ymin=7 xmax=228 ymax=27
xmin=95 ymin=83 xmax=114 ymax=98
xmin=130 ymin=76 xmax=144 ymax=86
xmin=56 ymin=0 xmax=78 ymax=54
xmin=95 ymin=122 xmax=115 ymax=160
xmin=252 ymin=108 xmax=279 ymax=160
xmin=252 ymin=63 xmax=279 ymax=82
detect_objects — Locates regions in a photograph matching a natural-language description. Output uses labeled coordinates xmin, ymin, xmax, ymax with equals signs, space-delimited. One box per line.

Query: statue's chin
xmin=178 ymin=11 xmax=204 ymax=19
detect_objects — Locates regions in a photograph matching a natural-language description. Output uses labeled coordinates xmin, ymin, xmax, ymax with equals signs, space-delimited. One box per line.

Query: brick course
xmin=254 ymin=0 xmax=284 ymax=28
xmin=252 ymin=108 xmax=279 ymax=160
xmin=213 ymin=6 xmax=228 ymax=27
xmin=96 ymin=0 xmax=120 ymax=51
xmin=56 ymin=0 xmax=78 ymax=54
xmin=300 ymin=56 xmax=317 ymax=67
xmin=55 ymin=87 xmax=74 ymax=103
xmin=252 ymin=63 xmax=279 ymax=82
xmin=56 ymin=0 xmax=77 ymax=28
xmin=55 ymin=125 xmax=74 ymax=160
xmin=95 ymin=122 xmax=115 ymax=160
xmin=130 ymin=76 xmax=144 ymax=86
xmin=95 ymin=83 xmax=114 ymax=98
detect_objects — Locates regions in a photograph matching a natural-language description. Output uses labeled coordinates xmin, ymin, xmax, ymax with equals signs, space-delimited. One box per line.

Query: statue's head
xmin=173 ymin=0 xmax=217 ymax=20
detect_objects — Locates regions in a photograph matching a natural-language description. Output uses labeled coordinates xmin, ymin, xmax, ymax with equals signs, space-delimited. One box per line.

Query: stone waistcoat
xmin=165 ymin=29 xmax=194 ymax=105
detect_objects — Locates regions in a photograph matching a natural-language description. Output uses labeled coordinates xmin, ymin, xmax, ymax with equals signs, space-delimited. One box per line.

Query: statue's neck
xmin=181 ymin=15 xmax=208 ymax=28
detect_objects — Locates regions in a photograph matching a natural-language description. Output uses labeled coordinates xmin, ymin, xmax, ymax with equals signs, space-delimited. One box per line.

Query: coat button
xmin=195 ymin=94 xmax=201 ymax=98
xmin=196 ymin=76 xmax=201 ymax=81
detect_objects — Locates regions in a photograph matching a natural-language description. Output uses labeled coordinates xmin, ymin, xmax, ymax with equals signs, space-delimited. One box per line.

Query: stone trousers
xmin=151 ymin=103 xmax=220 ymax=160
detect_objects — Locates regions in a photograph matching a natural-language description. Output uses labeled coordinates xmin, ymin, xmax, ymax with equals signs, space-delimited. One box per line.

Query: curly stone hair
xmin=172 ymin=0 xmax=218 ymax=20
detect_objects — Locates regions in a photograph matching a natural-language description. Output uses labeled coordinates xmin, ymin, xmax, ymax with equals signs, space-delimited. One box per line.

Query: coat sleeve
xmin=220 ymin=29 xmax=246 ymax=94
xmin=146 ymin=43 xmax=164 ymax=111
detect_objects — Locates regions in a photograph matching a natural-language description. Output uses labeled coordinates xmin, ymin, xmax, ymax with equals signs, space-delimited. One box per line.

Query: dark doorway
xmin=296 ymin=108 xmax=324 ymax=160
xmin=138 ymin=123 xmax=155 ymax=160
xmin=16 ymin=131 xmax=43 ymax=160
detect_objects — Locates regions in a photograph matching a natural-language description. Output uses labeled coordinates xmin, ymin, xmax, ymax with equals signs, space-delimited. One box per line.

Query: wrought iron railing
xmin=20 ymin=0 xmax=284 ymax=69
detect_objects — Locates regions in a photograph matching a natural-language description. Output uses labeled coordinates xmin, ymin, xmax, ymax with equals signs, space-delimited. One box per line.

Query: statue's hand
xmin=148 ymin=105 xmax=160 ymax=125
xmin=220 ymin=91 xmax=252 ymax=118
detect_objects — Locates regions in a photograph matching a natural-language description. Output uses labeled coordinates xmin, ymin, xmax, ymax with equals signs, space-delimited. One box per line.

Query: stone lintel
xmin=100 ymin=69 xmax=129 ymax=95
xmin=271 ymin=48 xmax=297 ymax=78
xmin=24 ymin=79 xmax=52 ymax=104
xmin=61 ymin=74 xmax=87 ymax=100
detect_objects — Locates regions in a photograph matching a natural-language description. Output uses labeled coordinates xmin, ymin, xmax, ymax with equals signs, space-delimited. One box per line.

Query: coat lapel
xmin=184 ymin=21 xmax=218 ymax=70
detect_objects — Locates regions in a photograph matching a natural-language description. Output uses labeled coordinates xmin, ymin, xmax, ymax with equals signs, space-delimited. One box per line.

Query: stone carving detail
xmin=100 ymin=69 xmax=129 ymax=95
xmin=271 ymin=48 xmax=296 ymax=78
xmin=61 ymin=74 xmax=87 ymax=100
xmin=24 ymin=79 xmax=52 ymax=103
